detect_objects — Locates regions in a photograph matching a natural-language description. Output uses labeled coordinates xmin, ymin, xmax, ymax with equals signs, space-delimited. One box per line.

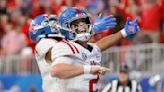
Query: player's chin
xmin=77 ymin=36 xmax=91 ymax=43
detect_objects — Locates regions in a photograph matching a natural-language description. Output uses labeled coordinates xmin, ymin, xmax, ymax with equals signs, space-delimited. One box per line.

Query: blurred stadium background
xmin=0 ymin=0 xmax=164 ymax=92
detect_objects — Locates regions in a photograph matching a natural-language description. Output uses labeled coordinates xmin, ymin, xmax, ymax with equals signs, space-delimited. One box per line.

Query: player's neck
xmin=76 ymin=41 xmax=88 ymax=48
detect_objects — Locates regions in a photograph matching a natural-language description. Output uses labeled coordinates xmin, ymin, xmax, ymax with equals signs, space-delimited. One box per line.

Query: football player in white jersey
xmin=29 ymin=14 xmax=68 ymax=92
xmin=58 ymin=7 xmax=140 ymax=92
xmin=29 ymin=13 xmax=115 ymax=92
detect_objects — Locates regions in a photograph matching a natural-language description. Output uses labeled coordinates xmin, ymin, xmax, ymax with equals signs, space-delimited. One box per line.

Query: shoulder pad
xmin=51 ymin=40 xmax=78 ymax=61
xmin=35 ymin=39 xmax=57 ymax=56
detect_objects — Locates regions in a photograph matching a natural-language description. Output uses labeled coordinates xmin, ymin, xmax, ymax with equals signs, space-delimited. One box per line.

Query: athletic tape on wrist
xmin=84 ymin=65 xmax=91 ymax=74
xmin=120 ymin=28 xmax=127 ymax=38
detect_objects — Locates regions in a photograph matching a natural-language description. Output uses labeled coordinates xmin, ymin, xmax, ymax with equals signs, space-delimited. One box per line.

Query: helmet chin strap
xmin=74 ymin=24 xmax=93 ymax=41
xmin=76 ymin=32 xmax=91 ymax=41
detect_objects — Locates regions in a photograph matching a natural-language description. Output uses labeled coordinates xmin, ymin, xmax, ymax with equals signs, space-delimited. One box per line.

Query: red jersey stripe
xmin=60 ymin=40 xmax=75 ymax=54
xmin=34 ymin=50 xmax=39 ymax=57
xmin=71 ymin=43 xmax=79 ymax=53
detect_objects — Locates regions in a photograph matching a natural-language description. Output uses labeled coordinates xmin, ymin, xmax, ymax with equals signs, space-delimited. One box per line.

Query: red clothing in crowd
xmin=6 ymin=0 xmax=16 ymax=9
xmin=22 ymin=24 xmax=36 ymax=53
xmin=117 ymin=5 xmax=136 ymax=23
xmin=163 ymin=0 xmax=164 ymax=22
xmin=121 ymin=0 xmax=129 ymax=7
xmin=141 ymin=4 xmax=162 ymax=31
xmin=117 ymin=6 xmax=135 ymax=22
xmin=161 ymin=0 xmax=164 ymax=43
xmin=31 ymin=0 xmax=45 ymax=18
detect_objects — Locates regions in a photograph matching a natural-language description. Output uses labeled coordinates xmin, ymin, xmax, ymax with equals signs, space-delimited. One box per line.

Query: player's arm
xmin=50 ymin=56 xmax=110 ymax=79
xmin=51 ymin=63 xmax=83 ymax=79
xmin=96 ymin=31 xmax=123 ymax=51
xmin=50 ymin=43 xmax=110 ymax=79
xmin=96 ymin=17 xmax=140 ymax=51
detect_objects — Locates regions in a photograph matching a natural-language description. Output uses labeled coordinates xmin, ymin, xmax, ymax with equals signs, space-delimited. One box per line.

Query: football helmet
xmin=59 ymin=7 xmax=94 ymax=41
xmin=29 ymin=14 xmax=65 ymax=42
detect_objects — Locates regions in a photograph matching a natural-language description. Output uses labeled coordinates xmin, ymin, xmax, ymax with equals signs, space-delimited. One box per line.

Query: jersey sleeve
xmin=51 ymin=41 xmax=76 ymax=62
xmin=51 ymin=56 xmax=74 ymax=66
xmin=35 ymin=38 xmax=57 ymax=57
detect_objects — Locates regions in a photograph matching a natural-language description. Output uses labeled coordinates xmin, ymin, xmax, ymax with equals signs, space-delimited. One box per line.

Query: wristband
xmin=120 ymin=28 xmax=127 ymax=38
xmin=84 ymin=65 xmax=91 ymax=74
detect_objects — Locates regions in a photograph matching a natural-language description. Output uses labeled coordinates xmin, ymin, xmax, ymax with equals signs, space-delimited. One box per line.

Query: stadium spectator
xmin=118 ymin=0 xmax=139 ymax=22
xmin=0 ymin=0 xmax=7 ymax=15
xmin=1 ymin=23 xmax=27 ymax=55
xmin=1 ymin=23 xmax=27 ymax=73
xmin=0 ymin=15 xmax=7 ymax=55
xmin=30 ymin=0 xmax=45 ymax=18
xmin=161 ymin=0 xmax=164 ymax=43
xmin=140 ymin=0 xmax=162 ymax=43
xmin=87 ymin=0 xmax=104 ymax=16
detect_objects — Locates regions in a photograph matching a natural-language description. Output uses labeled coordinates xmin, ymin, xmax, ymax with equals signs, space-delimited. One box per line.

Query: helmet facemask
xmin=35 ymin=15 xmax=65 ymax=40
xmin=58 ymin=7 xmax=95 ymax=42
xmin=69 ymin=17 xmax=93 ymax=42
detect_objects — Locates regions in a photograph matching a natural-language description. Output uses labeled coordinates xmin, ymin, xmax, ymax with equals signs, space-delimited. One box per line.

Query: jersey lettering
xmin=89 ymin=75 xmax=99 ymax=92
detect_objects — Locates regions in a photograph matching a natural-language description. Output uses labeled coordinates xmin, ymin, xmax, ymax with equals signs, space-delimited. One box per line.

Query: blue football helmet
xmin=29 ymin=14 xmax=65 ymax=42
xmin=59 ymin=7 xmax=94 ymax=41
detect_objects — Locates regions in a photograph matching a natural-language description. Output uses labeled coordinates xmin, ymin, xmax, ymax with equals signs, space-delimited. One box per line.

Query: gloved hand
xmin=121 ymin=17 xmax=140 ymax=38
xmin=93 ymin=14 xmax=117 ymax=33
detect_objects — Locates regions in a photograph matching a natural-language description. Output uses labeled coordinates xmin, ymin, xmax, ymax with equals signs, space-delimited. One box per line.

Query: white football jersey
xmin=35 ymin=38 xmax=68 ymax=92
xmin=51 ymin=40 xmax=102 ymax=92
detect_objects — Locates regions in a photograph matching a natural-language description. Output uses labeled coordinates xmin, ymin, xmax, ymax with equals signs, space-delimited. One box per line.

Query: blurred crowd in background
xmin=0 ymin=0 xmax=164 ymax=92
xmin=0 ymin=0 xmax=163 ymax=56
